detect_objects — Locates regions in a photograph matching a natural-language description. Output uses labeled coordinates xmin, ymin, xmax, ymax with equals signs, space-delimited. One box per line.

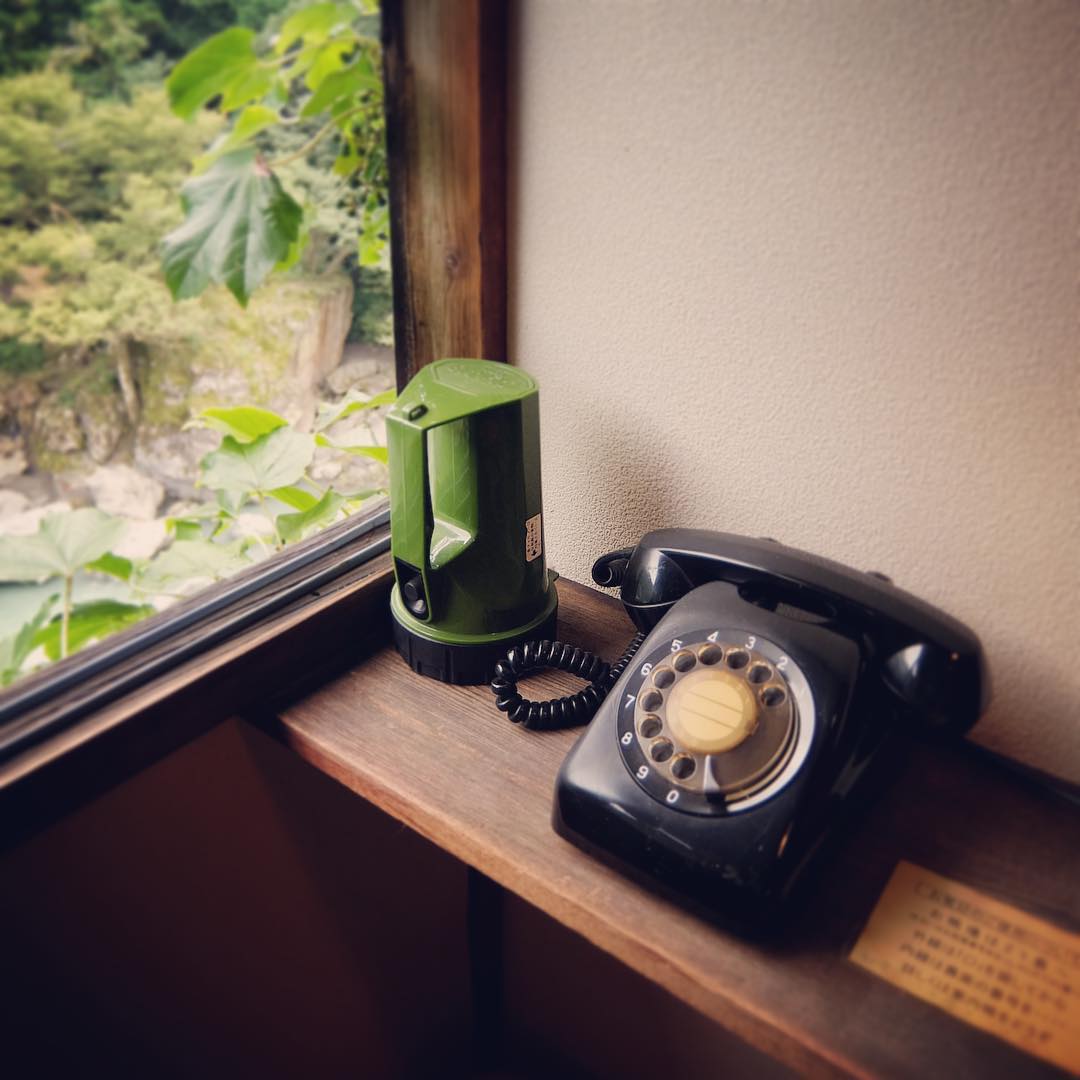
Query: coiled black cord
xmin=490 ymin=632 xmax=646 ymax=731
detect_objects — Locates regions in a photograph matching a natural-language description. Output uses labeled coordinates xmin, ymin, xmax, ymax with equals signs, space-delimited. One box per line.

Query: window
xmin=0 ymin=0 xmax=394 ymax=701
xmin=0 ymin=0 xmax=508 ymax=830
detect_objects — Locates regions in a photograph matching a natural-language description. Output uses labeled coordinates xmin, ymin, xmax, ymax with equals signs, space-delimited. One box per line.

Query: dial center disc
xmin=665 ymin=666 xmax=758 ymax=754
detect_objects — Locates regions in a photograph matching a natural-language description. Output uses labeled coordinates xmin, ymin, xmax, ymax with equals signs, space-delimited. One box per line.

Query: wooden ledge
xmin=258 ymin=579 xmax=1078 ymax=1078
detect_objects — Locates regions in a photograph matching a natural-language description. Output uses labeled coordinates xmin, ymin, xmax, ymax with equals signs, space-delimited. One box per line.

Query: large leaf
xmin=167 ymin=28 xmax=258 ymax=120
xmin=190 ymin=405 xmax=288 ymax=443
xmin=276 ymin=490 xmax=345 ymax=545
xmin=161 ymin=150 xmax=303 ymax=306
xmin=35 ymin=600 xmax=155 ymax=662
xmin=219 ymin=65 xmax=275 ymax=113
xmin=0 ymin=509 xmax=125 ymax=582
xmin=138 ymin=540 xmax=251 ymax=593
xmin=200 ymin=426 xmax=315 ymax=498
xmin=0 ymin=595 xmax=57 ymax=685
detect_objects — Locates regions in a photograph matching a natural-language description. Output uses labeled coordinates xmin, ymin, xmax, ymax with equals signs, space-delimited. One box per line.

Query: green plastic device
xmin=387 ymin=358 xmax=558 ymax=684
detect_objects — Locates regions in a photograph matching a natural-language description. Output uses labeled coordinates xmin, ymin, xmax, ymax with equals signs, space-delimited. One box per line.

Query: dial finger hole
xmin=650 ymin=738 xmax=674 ymax=763
xmin=640 ymin=689 xmax=663 ymax=712
xmin=697 ymin=644 xmax=723 ymax=665
xmin=672 ymin=650 xmax=697 ymax=672
xmin=726 ymin=649 xmax=750 ymax=670
xmin=639 ymin=714 xmax=662 ymax=739
xmin=652 ymin=667 xmax=675 ymax=689
xmin=670 ymin=754 xmax=696 ymax=780
xmin=761 ymin=686 xmax=787 ymax=707
xmin=748 ymin=663 xmax=772 ymax=685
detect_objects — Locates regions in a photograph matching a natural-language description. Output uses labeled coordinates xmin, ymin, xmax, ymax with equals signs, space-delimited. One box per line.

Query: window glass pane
xmin=0 ymin=1 xmax=392 ymax=690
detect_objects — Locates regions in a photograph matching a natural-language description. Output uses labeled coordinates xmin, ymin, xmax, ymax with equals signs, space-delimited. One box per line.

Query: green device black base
xmin=391 ymin=580 xmax=558 ymax=685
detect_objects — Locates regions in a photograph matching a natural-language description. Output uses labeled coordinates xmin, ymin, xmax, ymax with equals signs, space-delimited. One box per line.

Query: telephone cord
xmin=490 ymin=633 xmax=646 ymax=731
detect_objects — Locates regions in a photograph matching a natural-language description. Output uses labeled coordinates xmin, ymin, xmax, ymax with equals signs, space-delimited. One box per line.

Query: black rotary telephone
xmin=490 ymin=529 xmax=987 ymax=929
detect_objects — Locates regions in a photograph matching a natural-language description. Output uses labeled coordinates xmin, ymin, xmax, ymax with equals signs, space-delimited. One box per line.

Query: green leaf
xmin=315 ymin=388 xmax=396 ymax=431
xmin=200 ymin=426 xmax=315 ymax=498
xmin=35 ymin=600 xmax=155 ymax=662
xmin=167 ymin=28 xmax=257 ymax=120
xmin=269 ymin=485 xmax=320 ymax=511
xmin=333 ymin=144 xmax=361 ymax=177
xmin=314 ymin=434 xmax=388 ymax=463
xmin=162 ymin=149 xmax=303 ymax=306
xmin=0 ymin=509 xmax=125 ymax=582
xmin=219 ymin=65 xmax=275 ymax=112
xmin=169 ymin=519 xmax=206 ymax=541
xmin=305 ymin=38 xmax=355 ymax=91
xmin=85 ymin=552 xmax=134 ymax=582
xmin=166 ymin=503 xmax=225 ymax=541
xmin=189 ymin=405 xmax=288 ymax=443
xmin=358 ymin=201 xmax=389 ymax=266
xmin=0 ymin=595 xmax=57 ymax=685
xmin=276 ymin=3 xmax=352 ymax=55
xmin=195 ymin=105 xmax=281 ymax=169
xmin=274 ymin=223 xmax=310 ymax=273
xmin=138 ymin=540 xmax=251 ymax=593
xmin=300 ymin=58 xmax=380 ymax=117
xmin=276 ymin=489 xmax=345 ymax=544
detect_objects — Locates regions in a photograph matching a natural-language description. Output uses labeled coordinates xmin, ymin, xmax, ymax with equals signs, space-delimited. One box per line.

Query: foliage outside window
xmin=0 ymin=0 xmax=394 ymax=691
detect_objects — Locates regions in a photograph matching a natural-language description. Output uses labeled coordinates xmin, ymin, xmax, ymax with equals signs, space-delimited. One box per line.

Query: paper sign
xmin=525 ymin=513 xmax=542 ymax=562
xmin=850 ymin=861 xmax=1080 ymax=1074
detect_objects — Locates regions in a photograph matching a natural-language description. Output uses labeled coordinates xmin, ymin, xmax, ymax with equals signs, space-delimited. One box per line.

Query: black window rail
xmin=0 ymin=502 xmax=390 ymax=765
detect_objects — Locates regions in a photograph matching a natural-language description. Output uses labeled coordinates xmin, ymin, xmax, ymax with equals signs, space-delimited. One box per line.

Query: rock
xmin=329 ymin=411 xmax=386 ymax=449
xmin=138 ymin=273 xmax=354 ymax=439
xmin=290 ymin=276 xmax=355 ymax=401
xmin=134 ymin=428 xmax=218 ymax=500
xmin=1 ymin=500 xmax=73 ymax=536
xmin=85 ymin=464 xmax=165 ymax=520
xmin=231 ymin=512 xmax=277 ymax=543
xmin=110 ymin=517 xmax=168 ymax=561
xmin=1 ymin=472 xmax=54 ymax=509
xmin=51 ymin=471 xmax=93 ymax=508
xmin=32 ymin=398 xmax=84 ymax=455
xmin=325 ymin=356 xmax=379 ymax=396
xmin=309 ymin=449 xmax=344 ymax=484
xmin=0 ymin=435 xmax=27 ymax=479
xmin=325 ymin=452 xmax=386 ymax=496
xmin=77 ymin=389 xmax=128 ymax=464
xmin=189 ymin=366 xmax=251 ymax=408
xmin=0 ymin=489 xmax=30 ymax=522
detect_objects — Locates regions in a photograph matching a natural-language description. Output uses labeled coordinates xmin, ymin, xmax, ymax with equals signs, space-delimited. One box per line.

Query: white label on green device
xmin=525 ymin=513 xmax=542 ymax=562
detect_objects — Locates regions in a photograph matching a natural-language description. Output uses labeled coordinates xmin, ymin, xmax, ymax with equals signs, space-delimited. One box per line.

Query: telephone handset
xmin=490 ymin=529 xmax=987 ymax=928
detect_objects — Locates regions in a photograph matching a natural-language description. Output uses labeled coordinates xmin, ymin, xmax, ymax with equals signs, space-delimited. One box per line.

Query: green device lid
xmin=392 ymin=358 xmax=537 ymax=419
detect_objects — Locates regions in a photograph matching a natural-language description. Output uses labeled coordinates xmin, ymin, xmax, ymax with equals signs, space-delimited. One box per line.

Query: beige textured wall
xmin=510 ymin=1 xmax=1080 ymax=779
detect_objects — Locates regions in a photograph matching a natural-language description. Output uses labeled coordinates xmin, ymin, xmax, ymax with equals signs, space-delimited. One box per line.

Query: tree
xmin=0 ymin=0 xmax=290 ymax=85
xmin=0 ymin=72 xmax=223 ymax=417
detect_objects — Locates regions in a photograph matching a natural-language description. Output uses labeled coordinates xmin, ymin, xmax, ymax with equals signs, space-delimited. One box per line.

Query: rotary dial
xmin=616 ymin=630 xmax=815 ymax=815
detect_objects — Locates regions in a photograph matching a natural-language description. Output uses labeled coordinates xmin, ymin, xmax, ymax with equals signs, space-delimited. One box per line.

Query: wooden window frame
xmin=0 ymin=0 xmax=509 ymax=846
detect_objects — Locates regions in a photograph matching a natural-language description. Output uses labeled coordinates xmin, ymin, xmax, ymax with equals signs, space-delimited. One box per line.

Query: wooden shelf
xmin=257 ymin=579 xmax=1079 ymax=1078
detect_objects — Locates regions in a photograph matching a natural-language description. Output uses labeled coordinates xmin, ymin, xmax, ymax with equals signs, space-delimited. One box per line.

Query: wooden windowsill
xmin=256 ymin=579 xmax=1078 ymax=1079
